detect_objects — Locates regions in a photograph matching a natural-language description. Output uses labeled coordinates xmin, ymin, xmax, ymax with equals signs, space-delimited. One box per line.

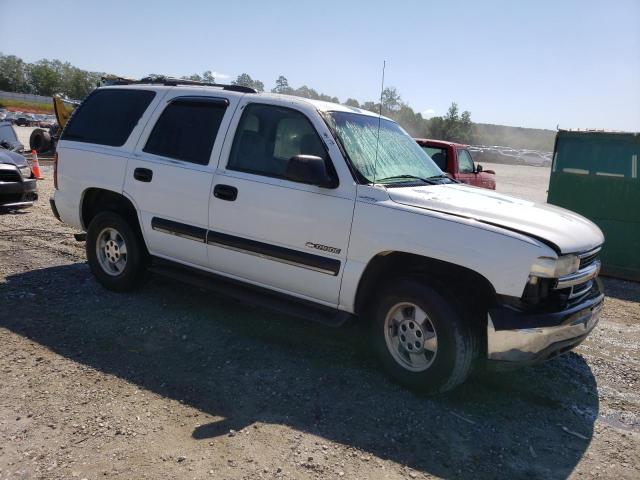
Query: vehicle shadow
xmin=0 ymin=263 xmax=599 ymax=479
xmin=0 ymin=207 xmax=30 ymax=215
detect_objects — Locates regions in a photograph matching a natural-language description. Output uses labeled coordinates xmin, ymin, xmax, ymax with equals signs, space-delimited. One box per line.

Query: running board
xmin=148 ymin=258 xmax=353 ymax=327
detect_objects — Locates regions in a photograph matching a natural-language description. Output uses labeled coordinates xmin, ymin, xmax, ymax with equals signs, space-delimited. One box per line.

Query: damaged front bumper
xmin=487 ymin=280 xmax=604 ymax=368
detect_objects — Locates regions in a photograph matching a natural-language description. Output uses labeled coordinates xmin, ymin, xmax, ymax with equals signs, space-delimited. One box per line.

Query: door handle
xmin=134 ymin=168 xmax=153 ymax=182
xmin=213 ymin=184 xmax=238 ymax=201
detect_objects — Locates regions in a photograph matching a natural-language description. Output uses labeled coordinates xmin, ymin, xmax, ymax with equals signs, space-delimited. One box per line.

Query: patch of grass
xmin=0 ymin=98 xmax=54 ymax=114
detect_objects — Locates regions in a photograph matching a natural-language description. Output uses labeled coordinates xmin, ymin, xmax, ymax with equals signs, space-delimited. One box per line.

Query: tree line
xmin=231 ymin=73 xmax=473 ymax=143
xmin=0 ymin=53 xmax=473 ymax=143
xmin=0 ymin=53 xmax=102 ymax=100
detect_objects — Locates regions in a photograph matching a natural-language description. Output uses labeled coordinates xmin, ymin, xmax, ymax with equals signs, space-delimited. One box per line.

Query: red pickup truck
xmin=415 ymin=139 xmax=496 ymax=189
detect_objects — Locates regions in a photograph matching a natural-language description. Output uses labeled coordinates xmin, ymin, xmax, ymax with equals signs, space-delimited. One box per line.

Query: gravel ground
xmin=0 ymin=166 xmax=638 ymax=480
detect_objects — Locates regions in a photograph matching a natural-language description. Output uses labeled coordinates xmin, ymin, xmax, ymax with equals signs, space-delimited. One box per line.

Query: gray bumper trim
xmin=487 ymin=301 xmax=603 ymax=364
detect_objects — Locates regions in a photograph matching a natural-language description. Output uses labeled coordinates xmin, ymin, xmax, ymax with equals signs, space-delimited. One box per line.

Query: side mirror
xmin=285 ymin=155 xmax=337 ymax=188
xmin=475 ymin=164 xmax=483 ymax=173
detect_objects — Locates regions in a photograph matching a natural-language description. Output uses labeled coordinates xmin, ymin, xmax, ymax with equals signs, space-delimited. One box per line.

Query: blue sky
xmin=2 ymin=0 xmax=639 ymax=130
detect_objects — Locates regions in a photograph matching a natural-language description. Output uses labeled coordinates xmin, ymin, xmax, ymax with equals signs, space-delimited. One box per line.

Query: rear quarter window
xmin=143 ymin=98 xmax=228 ymax=165
xmin=61 ymin=89 xmax=156 ymax=147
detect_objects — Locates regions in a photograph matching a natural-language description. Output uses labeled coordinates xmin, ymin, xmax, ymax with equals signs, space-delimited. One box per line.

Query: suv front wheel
xmin=371 ymin=278 xmax=479 ymax=394
xmin=86 ymin=211 xmax=148 ymax=292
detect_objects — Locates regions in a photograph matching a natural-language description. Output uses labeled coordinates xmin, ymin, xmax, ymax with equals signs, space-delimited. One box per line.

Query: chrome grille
xmin=579 ymin=247 xmax=601 ymax=270
xmin=570 ymin=280 xmax=594 ymax=299
xmin=556 ymin=247 xmax=602 ymax=300
xmin=0 ymin=170 xmax=21 ymax=182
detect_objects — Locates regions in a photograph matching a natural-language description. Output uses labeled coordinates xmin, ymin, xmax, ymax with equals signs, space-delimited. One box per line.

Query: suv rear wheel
xmin=371 ymin=278 xmax=479 ymax=394
xmin=86 ymin=211 xmax=148 ymax=292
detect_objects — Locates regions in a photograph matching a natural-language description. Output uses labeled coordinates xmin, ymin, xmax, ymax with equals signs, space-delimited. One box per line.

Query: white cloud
xmin=211 ymin=71 xmax=230 ymax=80
xmin=421 ymin=108 xmax=436 ymax=118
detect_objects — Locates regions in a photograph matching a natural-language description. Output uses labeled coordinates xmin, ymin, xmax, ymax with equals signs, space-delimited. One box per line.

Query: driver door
xmin=456 ymin=148 xmax=478 ymax=185
xmin=207 ymin=101 xmax=356 ymax=306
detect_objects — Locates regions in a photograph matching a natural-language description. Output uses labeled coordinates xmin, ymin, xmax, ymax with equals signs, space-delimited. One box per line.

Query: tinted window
xmin=228 ymin=103 xmax=326 ymax=178
xmin=144 ymin=99 xmax=227 ymax=165
xmin=457 ymin=149 xmax=475 ymax=173
xmin=62 ymin=89 xmax=155 ymax=146
xmin=422 ymin=146 xmax=447 ymax=170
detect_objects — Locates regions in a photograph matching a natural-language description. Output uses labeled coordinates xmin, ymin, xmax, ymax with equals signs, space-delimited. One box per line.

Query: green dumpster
xmin=547 ymin=130 xmax=640 ymax=281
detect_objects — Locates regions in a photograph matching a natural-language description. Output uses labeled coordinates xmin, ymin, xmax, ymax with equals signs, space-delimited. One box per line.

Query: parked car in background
xmin=3 ymin=112 xmax=18 ymax=124
xmin=415 ymin=138 xmax=496 ymax=189
xmin=14 ymin=114 xmax=33 ymax=127
xmin=0 ymin=146 xmax=37 ymax=209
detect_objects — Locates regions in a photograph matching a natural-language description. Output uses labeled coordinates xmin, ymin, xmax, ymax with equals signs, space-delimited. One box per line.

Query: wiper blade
xmin=376 ymin=174 xmax=438 ymax=184
xmin=426 ymin=174 xmax=449 ymax=179
xmin=426 ymin=174 xmax=459 ymax=183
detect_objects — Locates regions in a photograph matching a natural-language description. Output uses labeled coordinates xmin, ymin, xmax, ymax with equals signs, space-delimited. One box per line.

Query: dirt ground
xmin=481 ymin=162 xmax=551 ymax=204
xmin=0 ymin=165 xmax=638 ymax=480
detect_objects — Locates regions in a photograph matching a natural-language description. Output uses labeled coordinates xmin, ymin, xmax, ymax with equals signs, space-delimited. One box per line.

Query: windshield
xmin=327 ymin=111 xmax=443 ymax=184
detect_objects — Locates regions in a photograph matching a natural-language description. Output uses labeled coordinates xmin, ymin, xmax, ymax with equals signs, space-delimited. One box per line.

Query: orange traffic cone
xmin=30 ymin=150 xmax=44 ymax=180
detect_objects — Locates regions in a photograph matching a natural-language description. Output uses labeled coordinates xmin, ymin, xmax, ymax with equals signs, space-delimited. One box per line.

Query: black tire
xmin=86 ymin=211 xmax=148 ymax=292
xmin=29 ymin=128 xmax=52 ymax=153
xmin=370 ymin=278 xmax=479 ymax=394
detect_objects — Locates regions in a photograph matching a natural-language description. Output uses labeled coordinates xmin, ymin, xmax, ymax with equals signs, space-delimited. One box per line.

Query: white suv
xmin=50 ymin=78 xmax=605 ymax=393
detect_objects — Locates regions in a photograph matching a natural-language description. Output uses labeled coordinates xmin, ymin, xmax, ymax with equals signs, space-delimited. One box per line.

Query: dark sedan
xmin=0 ymin=149 xmax=38 ymax=209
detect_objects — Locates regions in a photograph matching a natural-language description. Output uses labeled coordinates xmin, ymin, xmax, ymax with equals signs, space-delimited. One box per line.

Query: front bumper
xmin=487 ymin=281 xmax=604 ymax=367
xmin=0 ymin=177 xmax=38 ymax=208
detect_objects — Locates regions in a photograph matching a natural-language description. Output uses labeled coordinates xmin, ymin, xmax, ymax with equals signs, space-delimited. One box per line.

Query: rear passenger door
xmin=124 ymin=94 xmax=236 ymax=267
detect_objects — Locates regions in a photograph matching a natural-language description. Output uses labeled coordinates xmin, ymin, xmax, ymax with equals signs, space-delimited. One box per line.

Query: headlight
xmin=530 ymin=255 xmax=579 ymax=278
xmin=19 ymin=165 xmax=32 ymax=178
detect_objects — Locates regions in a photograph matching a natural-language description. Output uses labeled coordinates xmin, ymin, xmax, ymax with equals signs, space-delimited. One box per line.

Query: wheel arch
xmin=80 ymin=188 xmax=137 ymax=228
xmin=354 ymin=251 xmax=498 ymax=320
xmin=80 ymin=188 xmax=148 ymax=254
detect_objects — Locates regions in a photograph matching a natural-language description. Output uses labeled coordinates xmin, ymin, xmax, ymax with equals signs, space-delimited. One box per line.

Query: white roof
xmin=245 ymin=92 xmax=388 ymax=119
xmin=105 ymin=84 xmax=389 ymax=120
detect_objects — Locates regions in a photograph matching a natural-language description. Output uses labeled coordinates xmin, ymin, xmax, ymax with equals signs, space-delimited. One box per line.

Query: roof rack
xmin=100 ymin=75 xmax=258 ymax=94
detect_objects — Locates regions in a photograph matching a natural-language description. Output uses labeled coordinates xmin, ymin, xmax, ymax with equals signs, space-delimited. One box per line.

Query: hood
xmin=0 ymin=149 xmax=28 ymax=168
xmin=386 ymin=184 xmax=604 ymax=254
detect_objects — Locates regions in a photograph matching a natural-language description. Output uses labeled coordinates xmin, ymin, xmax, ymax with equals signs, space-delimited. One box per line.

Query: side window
xmin=144 ymin=98 xmax=227 ymax=165
xmin=422 ymin=146 xmax=448 ymax=170
xmin=228 ymin=103 xmax=326 ymax=178
xmin=62 ymin=89 xmax=155 ymax=146
xmin=457 ymin=149 xmax=475 ymax=173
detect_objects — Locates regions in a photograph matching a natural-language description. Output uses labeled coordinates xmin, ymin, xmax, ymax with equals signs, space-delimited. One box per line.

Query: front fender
xmin=338 ymin=197 xmax=554 ymax=312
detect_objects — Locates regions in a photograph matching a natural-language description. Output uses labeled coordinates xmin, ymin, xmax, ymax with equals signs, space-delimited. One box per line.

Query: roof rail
xmin=100 ymin=75 xmax=258 ymax=94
